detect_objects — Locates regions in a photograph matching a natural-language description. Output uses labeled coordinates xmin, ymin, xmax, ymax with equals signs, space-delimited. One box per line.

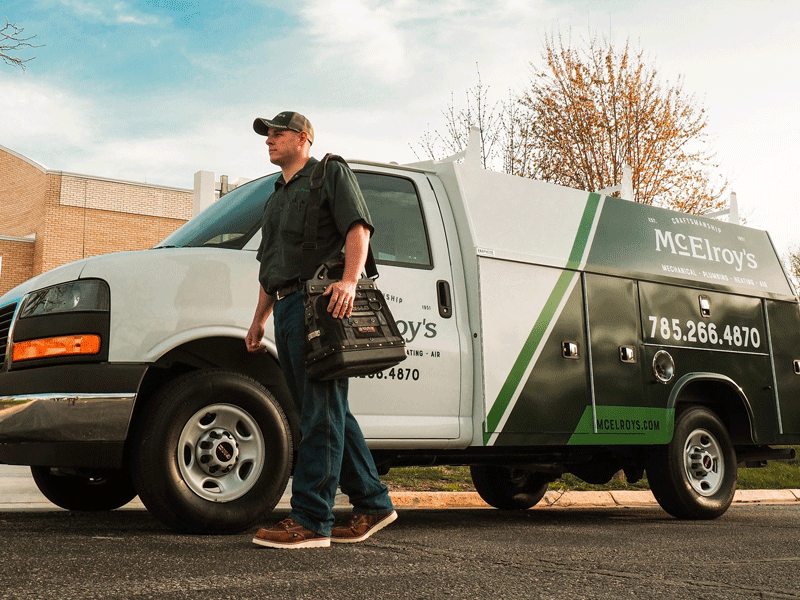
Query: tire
xmin=131 ymin=369 xmax=292 ymax=534
xmin=647 ymin=405 xmax=737 ymax=520
xmin=470 ymin=465 xmax=550 ymax=510
xmin=30 ymin=467 xmax=137 ymax=511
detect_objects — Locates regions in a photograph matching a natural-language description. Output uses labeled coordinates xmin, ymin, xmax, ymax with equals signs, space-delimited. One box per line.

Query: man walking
xmin=246 ymin=111 xmax=396 ymax=548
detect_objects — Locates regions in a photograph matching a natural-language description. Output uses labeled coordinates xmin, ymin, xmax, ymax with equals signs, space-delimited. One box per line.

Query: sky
xmin=2 ymin=0 xmax=799 ymax=256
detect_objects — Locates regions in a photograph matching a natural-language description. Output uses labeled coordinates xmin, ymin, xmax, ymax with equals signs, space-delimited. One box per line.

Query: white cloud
xmin=114 ymin=2 xmax=161 ymax=25
xmin=0 ymin=76 xmax=265 ymax=187
xmin=297 ymin=0 xmax=411 ymax=83
xmin=55 ymin=0 xmax=161 ymax=25
xmin=57 ymin=0 xmax=103 ymax=18
xmin=286 ymin=0 xmax=562 ymax=101
xmin=116 ymin=13 xmax=160 ymax=25
xmin=0 ymin=79 xmax=95 ymax=158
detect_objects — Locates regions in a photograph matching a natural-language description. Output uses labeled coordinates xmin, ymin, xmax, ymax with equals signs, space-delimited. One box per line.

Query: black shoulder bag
xmin=302 ymin=154 xmax=406 ymax=381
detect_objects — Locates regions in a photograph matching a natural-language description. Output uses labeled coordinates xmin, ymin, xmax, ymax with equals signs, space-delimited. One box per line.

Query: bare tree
xmin=785 ymin=245 xmax=800 ymax=291
xmin=1 ymin=17 xmax=41 ymax=71
xmin=413 ymin=68 xmax=500 ymax=169
xmin=413 ymin=68 xmax=536 ymax=175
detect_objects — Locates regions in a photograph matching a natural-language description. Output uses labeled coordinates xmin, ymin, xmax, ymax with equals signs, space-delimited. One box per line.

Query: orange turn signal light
xmin=11 ymin=335 xmax=101 ymax=362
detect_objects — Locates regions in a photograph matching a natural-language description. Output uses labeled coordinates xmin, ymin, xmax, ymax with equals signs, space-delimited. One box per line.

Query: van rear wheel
xmin=31 ymin=467 xmax=137 ymax=511
xmin=470 ymin=465 xmax=550 ymax=510
xmin=647 ymin=405 xmax=737 ymax=520
xmin=132 ymin=369 xmax=292 ymax=534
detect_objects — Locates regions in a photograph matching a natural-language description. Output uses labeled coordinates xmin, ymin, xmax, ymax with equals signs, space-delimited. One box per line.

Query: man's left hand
xmin=323 ymin=280 xmax=357 ymax=319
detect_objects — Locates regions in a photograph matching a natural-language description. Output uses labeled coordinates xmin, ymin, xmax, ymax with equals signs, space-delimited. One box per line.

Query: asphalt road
xmin=2 ymin=493 xmax=800 ymax=599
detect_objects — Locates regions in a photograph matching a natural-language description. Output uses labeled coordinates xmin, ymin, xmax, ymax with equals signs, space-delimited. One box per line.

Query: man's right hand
xmin=246 ymin=322 xmax=267 ymax=353
xmin=247 ymin=286 xmax=274 ymax=353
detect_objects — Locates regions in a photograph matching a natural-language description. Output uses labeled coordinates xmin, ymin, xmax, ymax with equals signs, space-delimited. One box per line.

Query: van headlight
xmin=10 ymin=279 xmax=110 ymax=365
xmin=19 ymin=280 xmax=110 ymax=318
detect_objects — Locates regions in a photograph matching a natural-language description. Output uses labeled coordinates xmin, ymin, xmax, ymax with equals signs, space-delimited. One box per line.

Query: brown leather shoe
xmin=252 ymin=518 xmax=330 ymax=548
xmin=330 ymin=510 xmax=397 ymax=543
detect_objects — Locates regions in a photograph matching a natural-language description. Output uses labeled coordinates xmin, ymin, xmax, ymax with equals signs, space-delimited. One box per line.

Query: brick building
xmin=0 ymin=144 xmax=197 ymax=296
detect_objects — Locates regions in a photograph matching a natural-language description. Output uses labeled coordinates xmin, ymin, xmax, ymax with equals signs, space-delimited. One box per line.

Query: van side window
xmin=354 ymin=172 xmax=432 ymax=269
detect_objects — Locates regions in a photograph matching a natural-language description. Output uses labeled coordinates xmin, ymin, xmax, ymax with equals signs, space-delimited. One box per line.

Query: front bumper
xmin=0 ymin=363 xmax=147 ymax=467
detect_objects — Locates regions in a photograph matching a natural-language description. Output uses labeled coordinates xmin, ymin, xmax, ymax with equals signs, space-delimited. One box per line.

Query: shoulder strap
xmin=301 ymin=153 xmax=378 ymax=281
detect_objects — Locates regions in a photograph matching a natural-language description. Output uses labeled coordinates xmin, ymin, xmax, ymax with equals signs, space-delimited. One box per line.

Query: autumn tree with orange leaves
xmin=417 ymin=35 xmax=728 ymax=215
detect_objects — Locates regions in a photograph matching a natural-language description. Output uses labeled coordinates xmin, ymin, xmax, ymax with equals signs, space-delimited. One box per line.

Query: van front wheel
xmin=132 ymin=370 xmax=292 ymax=534
xmin=647 ymin=406 xmax=737 ymax=520
xmin=470 ymin=465 xmax=550 ymax=510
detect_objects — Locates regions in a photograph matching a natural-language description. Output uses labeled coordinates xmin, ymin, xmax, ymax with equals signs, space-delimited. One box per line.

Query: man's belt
xmin=274 ymin=282 xmax=301 ymax=301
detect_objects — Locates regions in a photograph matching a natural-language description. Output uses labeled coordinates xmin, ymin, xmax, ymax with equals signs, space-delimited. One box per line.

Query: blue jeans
xmin=273 ymin=291 xmax=394 ymax=536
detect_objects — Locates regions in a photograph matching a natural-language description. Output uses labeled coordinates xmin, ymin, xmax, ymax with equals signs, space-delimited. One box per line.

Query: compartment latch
xmin=619 ymin=346 xmax=636 ymax=363
xmin=699 ymin=295 xmax=711 ymax=318
xmin=562 ymin=342 xmax=579 ymax=359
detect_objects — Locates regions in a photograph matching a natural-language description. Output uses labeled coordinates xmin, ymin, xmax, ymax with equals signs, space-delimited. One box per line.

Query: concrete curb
xmin=380 ymin=488 xmax=800 ymax=509
xmin=260 ymin=489 xmax=800 ymax=510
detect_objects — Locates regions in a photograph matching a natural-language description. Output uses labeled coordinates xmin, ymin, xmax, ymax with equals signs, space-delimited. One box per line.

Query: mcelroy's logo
xmin=654 ymin=228 xmax=758 ymax=272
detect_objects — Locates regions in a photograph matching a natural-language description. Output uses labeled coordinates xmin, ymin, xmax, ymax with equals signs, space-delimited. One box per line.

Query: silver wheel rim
xmin=177 ymin=403 xmax=265 ymax=502
xmin=682 ymin=427 xmax=724 ymax=496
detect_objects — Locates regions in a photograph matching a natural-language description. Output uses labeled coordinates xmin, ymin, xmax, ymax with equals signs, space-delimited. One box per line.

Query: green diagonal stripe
xmin=567 ymin=193 xmax=601 ymax=269
xmin=484 ymin=193 xmax=602 ymax=444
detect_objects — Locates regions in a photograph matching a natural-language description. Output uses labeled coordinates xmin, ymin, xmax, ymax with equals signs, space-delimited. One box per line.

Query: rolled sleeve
xmin=325 ymin=162 xmax=374 ymax=237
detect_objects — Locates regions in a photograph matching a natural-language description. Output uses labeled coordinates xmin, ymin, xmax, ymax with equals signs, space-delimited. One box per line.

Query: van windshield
xmin=155 ymin=173 xmax=279 ymax=249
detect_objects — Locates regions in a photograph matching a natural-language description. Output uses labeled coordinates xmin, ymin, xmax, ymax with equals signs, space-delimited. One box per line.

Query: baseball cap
xmin=253 ymin=111 xmax=314 ymax=144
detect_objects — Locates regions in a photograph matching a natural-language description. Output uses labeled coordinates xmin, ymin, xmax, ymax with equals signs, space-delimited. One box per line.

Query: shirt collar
xmin=275 ymin=156 xmax=319 ymax=189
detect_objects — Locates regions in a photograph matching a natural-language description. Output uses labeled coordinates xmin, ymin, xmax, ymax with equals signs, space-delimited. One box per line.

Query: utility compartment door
xmin=586 ymin=275 xmax=645 ymax=407
xmin=766 ymin=300 xmax=800 ymax=435
xmin=638 ymin=282 xmax=777 ymax=441
xmin=348 ymin=169 xmax=462 ymax=440
xmin=566 ymin=274 xmax=654 ymax=445
xmin=481 ymin=263 xmax=589 ymax=446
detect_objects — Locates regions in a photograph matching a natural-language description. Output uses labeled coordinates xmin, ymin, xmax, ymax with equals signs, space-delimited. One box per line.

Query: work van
xmin=1 ymin=131 xmax=798 ymax=533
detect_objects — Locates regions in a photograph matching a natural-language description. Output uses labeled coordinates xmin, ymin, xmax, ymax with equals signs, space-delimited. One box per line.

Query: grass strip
xmin=382 ymin=447 xmax=800 ymax=492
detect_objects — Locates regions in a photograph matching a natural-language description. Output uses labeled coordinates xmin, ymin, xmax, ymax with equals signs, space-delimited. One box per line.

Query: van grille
xmin=0 ymin=303 xmax=17 ymax=365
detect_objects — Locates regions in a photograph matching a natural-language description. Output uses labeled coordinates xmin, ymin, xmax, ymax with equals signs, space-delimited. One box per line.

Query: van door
xmin=766 ymin=300 xmax=800 ymax=435
xmin=348 ymin=168 xmax=462 ymax=441
xmin=581 ymin=274 xmax=653 ymax=442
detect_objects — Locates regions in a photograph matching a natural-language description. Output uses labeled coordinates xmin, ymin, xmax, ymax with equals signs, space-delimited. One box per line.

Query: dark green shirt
xmin=256 ymin=157 xmax=373 ymax=294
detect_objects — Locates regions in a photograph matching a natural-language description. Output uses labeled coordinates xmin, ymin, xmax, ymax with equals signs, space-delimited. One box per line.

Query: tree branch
xmin=1 ymin=18 xmax=42 ymax=71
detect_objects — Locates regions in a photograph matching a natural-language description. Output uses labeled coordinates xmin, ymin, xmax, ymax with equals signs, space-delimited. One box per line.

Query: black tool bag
xmin=302 ymin=154 xmax=406 ymax=381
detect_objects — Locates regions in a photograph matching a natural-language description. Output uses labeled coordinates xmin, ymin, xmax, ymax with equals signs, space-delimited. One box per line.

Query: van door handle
xmin=437 ymin=280 xmax=452 ymax=319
